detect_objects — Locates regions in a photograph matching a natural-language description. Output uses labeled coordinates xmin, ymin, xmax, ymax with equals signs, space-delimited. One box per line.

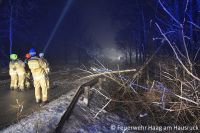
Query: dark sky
xmin=38 ymin=0 xmax=118 ymax=51
xmin=0 ymin=0 xmax=156 ymax=63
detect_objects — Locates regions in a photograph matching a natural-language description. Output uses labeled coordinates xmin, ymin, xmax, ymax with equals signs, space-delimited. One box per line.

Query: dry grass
xmin=79 ymin=58 xmax=200 ymax=127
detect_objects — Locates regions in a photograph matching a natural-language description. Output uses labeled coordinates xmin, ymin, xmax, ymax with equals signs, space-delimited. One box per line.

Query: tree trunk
xmin=9 ymin=6 xmax=13 ymax=54
xmin=136 ymin=46 xmax=138 ymax=64
xmin=129 ymin=47 xmax=132 ymax=65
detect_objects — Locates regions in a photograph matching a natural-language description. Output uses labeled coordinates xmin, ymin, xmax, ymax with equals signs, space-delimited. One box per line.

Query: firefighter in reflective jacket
xmin=9 ymin=54 xmax=26 ymax=91
xmin=24 ymin=53 xmax=31 ymax=89
xmin=28 ymin=49 xmax=48 ymax=103
xmin=39 ymin=53 xmax=50 ymax=89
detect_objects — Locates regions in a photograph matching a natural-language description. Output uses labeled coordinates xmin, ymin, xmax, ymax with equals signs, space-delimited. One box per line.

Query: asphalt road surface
xmin=0 ymin=69 xmax=80 ymax=129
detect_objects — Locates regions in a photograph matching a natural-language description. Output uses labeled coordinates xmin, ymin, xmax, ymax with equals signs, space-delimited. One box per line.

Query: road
xmin=0 ymin=69 xmax=80 ymax=129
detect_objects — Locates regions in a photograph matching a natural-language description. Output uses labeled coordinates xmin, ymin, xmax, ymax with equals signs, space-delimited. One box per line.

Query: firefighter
xmin=39 ymin=53 xmax=50 ymax=89
xmin=9 ymin=54 xmax=18 ymax=90
xmin=28 ymin=48 xmax=48 ymax=104
xmin=9 ymin=54 xmax=26 ymax=91
xmin=25 ymin=53 xmax=31 ymax=64
xmin=24 ymin=53 xmax=31 ymax=89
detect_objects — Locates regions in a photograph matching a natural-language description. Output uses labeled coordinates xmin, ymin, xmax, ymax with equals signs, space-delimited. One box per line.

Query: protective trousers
xmin=25 ymin=72 xmax=31 ymax=89
xmin=10 ymin=74 xmax=18 ymax=89
xmin=34 ymin=76 xmax=48 ymax=102
xmin=18 ymin=73 xmax=25 ymax=90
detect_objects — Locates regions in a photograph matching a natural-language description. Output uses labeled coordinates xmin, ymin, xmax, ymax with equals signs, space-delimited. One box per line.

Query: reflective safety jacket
xmin=28 ymin=56 xmax=48 ymax=79
xmin=9 ymin=60 xmax=25 ymax=76
xmin=40 ymin=57 xmax=50 ymax=74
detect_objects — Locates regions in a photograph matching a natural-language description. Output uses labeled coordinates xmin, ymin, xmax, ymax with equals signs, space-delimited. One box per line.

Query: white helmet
xmin=39 ymin=53 xmax=44 ymax=58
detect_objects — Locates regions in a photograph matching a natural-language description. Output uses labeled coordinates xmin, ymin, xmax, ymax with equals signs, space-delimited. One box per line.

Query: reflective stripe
xmin=10 ymin=72 xmax=17 ymax=75
xmin=34 ymin=75 xmax=45 ymax=80
xmin=18 ymin=73 xmax=25 ymax=76
xmin=28 ymin=59 xmax=40 ymax=69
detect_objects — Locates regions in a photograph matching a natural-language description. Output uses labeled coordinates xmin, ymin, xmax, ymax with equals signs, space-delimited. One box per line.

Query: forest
xmin=0 ymin=0 xmax=200 ymax=132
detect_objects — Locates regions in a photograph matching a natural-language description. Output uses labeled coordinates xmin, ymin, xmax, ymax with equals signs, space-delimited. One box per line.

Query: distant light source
xmin=103 ymin=48 xmax=123 ymax=61
xmin=118 ymin=56 xmax=121 ymax=60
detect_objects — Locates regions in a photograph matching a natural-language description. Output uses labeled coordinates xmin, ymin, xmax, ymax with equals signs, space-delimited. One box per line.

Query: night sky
xmin=0 ymin=0 xmax=191 ymax=65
